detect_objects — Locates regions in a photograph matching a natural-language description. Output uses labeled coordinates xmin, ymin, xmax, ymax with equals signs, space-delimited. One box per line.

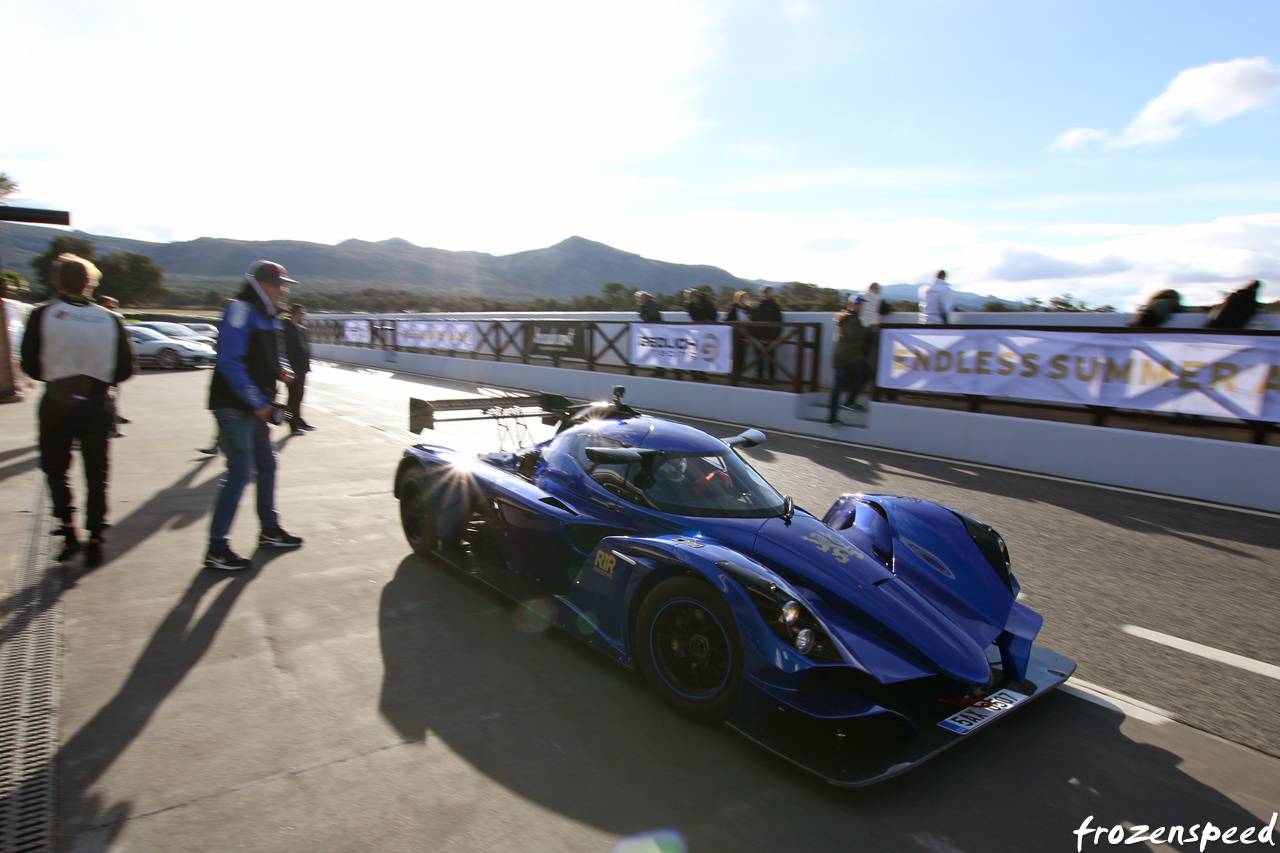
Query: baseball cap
xmin=248 ymin=260 xmax=298 ymax=285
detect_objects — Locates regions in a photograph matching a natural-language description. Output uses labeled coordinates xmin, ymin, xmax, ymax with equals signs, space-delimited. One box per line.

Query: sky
xmin=3 ymin=0 xmax=1279 ymax=309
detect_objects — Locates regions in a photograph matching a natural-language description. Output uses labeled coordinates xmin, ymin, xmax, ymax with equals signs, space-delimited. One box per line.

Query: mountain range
xmin=0 ymin=222 xmax=1016 ymax=308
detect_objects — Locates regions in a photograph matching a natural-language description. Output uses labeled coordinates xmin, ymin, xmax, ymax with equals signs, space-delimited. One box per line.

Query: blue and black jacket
xmin=207 ymin=280 xmax=288 ymax=412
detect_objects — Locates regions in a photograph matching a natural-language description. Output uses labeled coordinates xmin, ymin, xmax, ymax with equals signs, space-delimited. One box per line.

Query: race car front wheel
xmin=397 ymin=468 xmax=439 ymax=556
xmin=636 ymin=577 xmax=742 ymax=723
xmin=156 ymin=348 xmax=180 ymax=370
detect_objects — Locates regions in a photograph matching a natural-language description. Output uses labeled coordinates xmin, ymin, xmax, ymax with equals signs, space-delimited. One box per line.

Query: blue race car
xmin=394 ymin=387 xmax=1075 ymax=786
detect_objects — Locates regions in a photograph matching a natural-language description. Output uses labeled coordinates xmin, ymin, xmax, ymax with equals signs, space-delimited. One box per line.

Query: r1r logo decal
xmin=593 ymin=550 xmax=616 ymax=579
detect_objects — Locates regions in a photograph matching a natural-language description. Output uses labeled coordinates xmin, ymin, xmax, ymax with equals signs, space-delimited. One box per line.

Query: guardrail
xmin=309 ymin=317 xmax=823 ymax=392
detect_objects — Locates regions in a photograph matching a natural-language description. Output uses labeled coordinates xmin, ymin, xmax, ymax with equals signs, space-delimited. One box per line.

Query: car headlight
xmin=716 ymin=561 xmax=842 ymax=663
xmin=781 ymin=600 xmax=801 ymax=625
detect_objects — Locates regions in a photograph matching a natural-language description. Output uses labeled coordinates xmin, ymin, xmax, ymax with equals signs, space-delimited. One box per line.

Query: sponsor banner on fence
xmin=397 ymin=321 xmax=478 ymax=351
xmin=342 ymin=320 xmax=372 ymax=344
xmin=880 ymin=327 xmax=1280 ymax=421
xmin=523 ymin=321 xmax=587 ymax=359
xmin=630 ymin=324 xmax=733 ymax=373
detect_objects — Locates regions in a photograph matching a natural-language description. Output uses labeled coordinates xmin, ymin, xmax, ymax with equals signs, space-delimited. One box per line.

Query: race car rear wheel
xmin=636 ymin=577 xmax=742 ymax=723
xmin=397 ymin=468 xmax=439 ymax=556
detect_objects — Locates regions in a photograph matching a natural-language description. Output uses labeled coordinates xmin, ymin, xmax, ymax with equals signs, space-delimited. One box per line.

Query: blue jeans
xmin=208 ymin=408 xmax=278 ymax=549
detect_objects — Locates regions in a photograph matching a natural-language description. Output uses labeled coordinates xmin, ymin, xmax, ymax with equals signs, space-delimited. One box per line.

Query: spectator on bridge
xmin=635 ymin=291 xmax=666 ymax=377
xmin=724 ymin=290 xmax=753 ymax=322
xmin=1205 ymin=280 xmax=1262 ymax=329
xmin=283 ymin=303 xmax=315 ymax=436
xmin=724 ymin=290 xmax=754 ymax=377
xmin=857 ymin=282 xmax=888 ymax=374
xmin=20 ymin=254 xmax=134 ymax=567
xmin=828 ymin=295 xmax=873 ymax=425
xmin=204 ymin=260 xmax=304 ymax=571
xmin=918 ymin=271 xmax=954 ymax=325
xmin=857 ymin=283 xmax=885 ymax=328
xmin=635 ymin=291 xmax=662 ymax=324
xmin=752 ymin=286 xmax=783 ymax=382
xmin=684 ymin=289 xmax=717 ymax=323
xmin=1130 ymin=289 xmax=1182 ymax=328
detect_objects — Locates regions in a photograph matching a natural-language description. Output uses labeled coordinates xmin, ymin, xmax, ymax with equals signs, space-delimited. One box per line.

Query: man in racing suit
xmin=204 ymin=260 xmax=304 ymax=570
xmin=20 ymin=254 xmax=134 ymax=567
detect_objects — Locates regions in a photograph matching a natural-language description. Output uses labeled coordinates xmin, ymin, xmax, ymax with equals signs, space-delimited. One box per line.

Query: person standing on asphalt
xmin=20 ymin=254 xmax=134 ymax=567
xmin=918 ymin=270 xmax=954 ymax=325
xmin=204 ymin=260 xmax=303 ymax=571
xmin=752 ymin=286 xmax=783 ymax=382
xmin=827 ymin=295 xmax=872 ymax=425
xmin=283 ymin=303 xmax=315 ymax=436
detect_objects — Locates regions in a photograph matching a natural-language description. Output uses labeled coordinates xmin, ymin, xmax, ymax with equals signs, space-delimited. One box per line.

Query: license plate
xmin=937 ymin=689 xmax=1029 ymax=735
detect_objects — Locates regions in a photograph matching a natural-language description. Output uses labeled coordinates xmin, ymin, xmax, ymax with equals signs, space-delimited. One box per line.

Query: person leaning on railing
xmin=1205 ymin=280 xmax=1262 ymax=329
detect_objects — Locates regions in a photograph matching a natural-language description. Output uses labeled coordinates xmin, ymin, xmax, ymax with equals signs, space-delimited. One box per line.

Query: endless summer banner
xmin=397 ymin=321 xmax=478 ymax=352
xmin=880 ymin=328 xmax=1280 ymax=422
xmin=630 ymin=324 xmax=733 ymax=373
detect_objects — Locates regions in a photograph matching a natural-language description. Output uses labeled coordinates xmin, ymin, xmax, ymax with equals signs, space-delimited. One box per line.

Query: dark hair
xmin=52 ymin=253 xmax=100 ymax=295
xmin=290 ymin=302 xmax=305 ymax=314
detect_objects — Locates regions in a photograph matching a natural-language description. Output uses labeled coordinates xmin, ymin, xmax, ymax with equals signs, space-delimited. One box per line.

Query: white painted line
xmin=1123 ymin=625 xmax=1280 ymax=681
xmin=1061 ymin=678 xmax=1175 ymax=725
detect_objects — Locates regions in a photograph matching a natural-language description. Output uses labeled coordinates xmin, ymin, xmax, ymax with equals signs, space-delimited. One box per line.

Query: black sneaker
xmin=56 ymin=527 xmax=82 ymax=562
xmin=205 ymin=545 xmax=251 ymax=571
xmin=259 ymin=528 xmax=303 ymax=549
xmin=84 ymin=539 xmax=104 ymax=568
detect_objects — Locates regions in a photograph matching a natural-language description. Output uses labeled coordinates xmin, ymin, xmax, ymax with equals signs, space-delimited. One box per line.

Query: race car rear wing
xmin=409 ymin=385 xmax=639 ymax=434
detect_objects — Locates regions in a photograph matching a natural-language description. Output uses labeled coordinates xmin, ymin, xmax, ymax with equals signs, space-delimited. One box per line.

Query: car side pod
xmin=725 ymin=643 xmax=1076 ymax=787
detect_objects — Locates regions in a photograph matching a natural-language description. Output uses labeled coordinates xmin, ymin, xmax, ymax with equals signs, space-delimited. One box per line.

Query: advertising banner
xmin=880 ymin=327 xmax=1280 ymax=421
xmin=397 ymin=321 xmax=478 ymax=352
xmin=630 ymin=324 xmax=733 ymax=373
xmin=342 ymin=319 xmax=372 ymax=344
xmin=523 ymin=321 xmax=587 ymax=359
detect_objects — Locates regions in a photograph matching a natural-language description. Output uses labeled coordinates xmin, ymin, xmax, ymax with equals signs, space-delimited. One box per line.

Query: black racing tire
xmin=156 ymin=348 xmax=180 ymax=370
xmin=397 ymin=468 xmax=439 ymax=556
xmin=635 ymin=576 xmax=743 ymax=723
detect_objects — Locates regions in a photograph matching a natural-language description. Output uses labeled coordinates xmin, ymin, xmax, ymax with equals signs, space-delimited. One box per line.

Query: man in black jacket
xmin=283 ymin=303 xmax=314 ymax=435
xmin=20 ymin=254 xmax=134 ymax=566
xmin=752 ymin=286 xmax=783 ymax=382
xmin=1206 ymin=280 xmax=1262 ymax=329
xmin=205 ymin=260 xmax=303 ymax=571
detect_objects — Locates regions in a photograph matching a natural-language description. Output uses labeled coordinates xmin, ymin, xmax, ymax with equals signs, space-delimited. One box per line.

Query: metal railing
xmin=309 ymin=317 xmax=823 ymax=392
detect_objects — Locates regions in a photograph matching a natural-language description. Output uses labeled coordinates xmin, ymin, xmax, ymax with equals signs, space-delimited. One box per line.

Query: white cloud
xmin=2 ymin=0 xmax=722 ymax=250
xmin=1051 ymin=57 xmax=1280 ymax=151
xmin=1049 ymin=127 xmax=1112 ymax=151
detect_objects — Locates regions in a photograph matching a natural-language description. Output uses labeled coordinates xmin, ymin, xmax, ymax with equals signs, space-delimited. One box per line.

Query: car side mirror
xmin=724 ymin=428 xmax=766 ymax=448
xmin=585 ymin=446 xmax=645 ymax=464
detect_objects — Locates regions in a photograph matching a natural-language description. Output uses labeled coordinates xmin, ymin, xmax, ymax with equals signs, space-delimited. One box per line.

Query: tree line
xmin=8 ymin=231 xmax=1273 ymax=316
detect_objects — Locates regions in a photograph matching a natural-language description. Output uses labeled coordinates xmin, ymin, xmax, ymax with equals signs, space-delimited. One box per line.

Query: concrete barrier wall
xmin=314 ymin=343 xmax=1280 ymax=514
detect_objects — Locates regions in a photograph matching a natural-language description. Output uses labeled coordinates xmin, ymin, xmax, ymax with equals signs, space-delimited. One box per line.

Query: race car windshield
xmin=627 ymin=449 xmax=785 ymax=518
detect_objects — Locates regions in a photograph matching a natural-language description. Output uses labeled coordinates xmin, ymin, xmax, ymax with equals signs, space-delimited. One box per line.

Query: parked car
xmin=181 ymin=322 xmax=219 ymax=339
xmin=130 ymin=321 xmax=217 ymax=348
xmin=393 ymin=388 xmax=1075 ymax=787
xmin=125 ymin=326 xmax=216 ymax=369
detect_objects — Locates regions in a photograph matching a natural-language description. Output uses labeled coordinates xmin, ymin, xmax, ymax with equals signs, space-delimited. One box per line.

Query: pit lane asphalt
xmin=1 ymin=362 xmax=1277 ymax=852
